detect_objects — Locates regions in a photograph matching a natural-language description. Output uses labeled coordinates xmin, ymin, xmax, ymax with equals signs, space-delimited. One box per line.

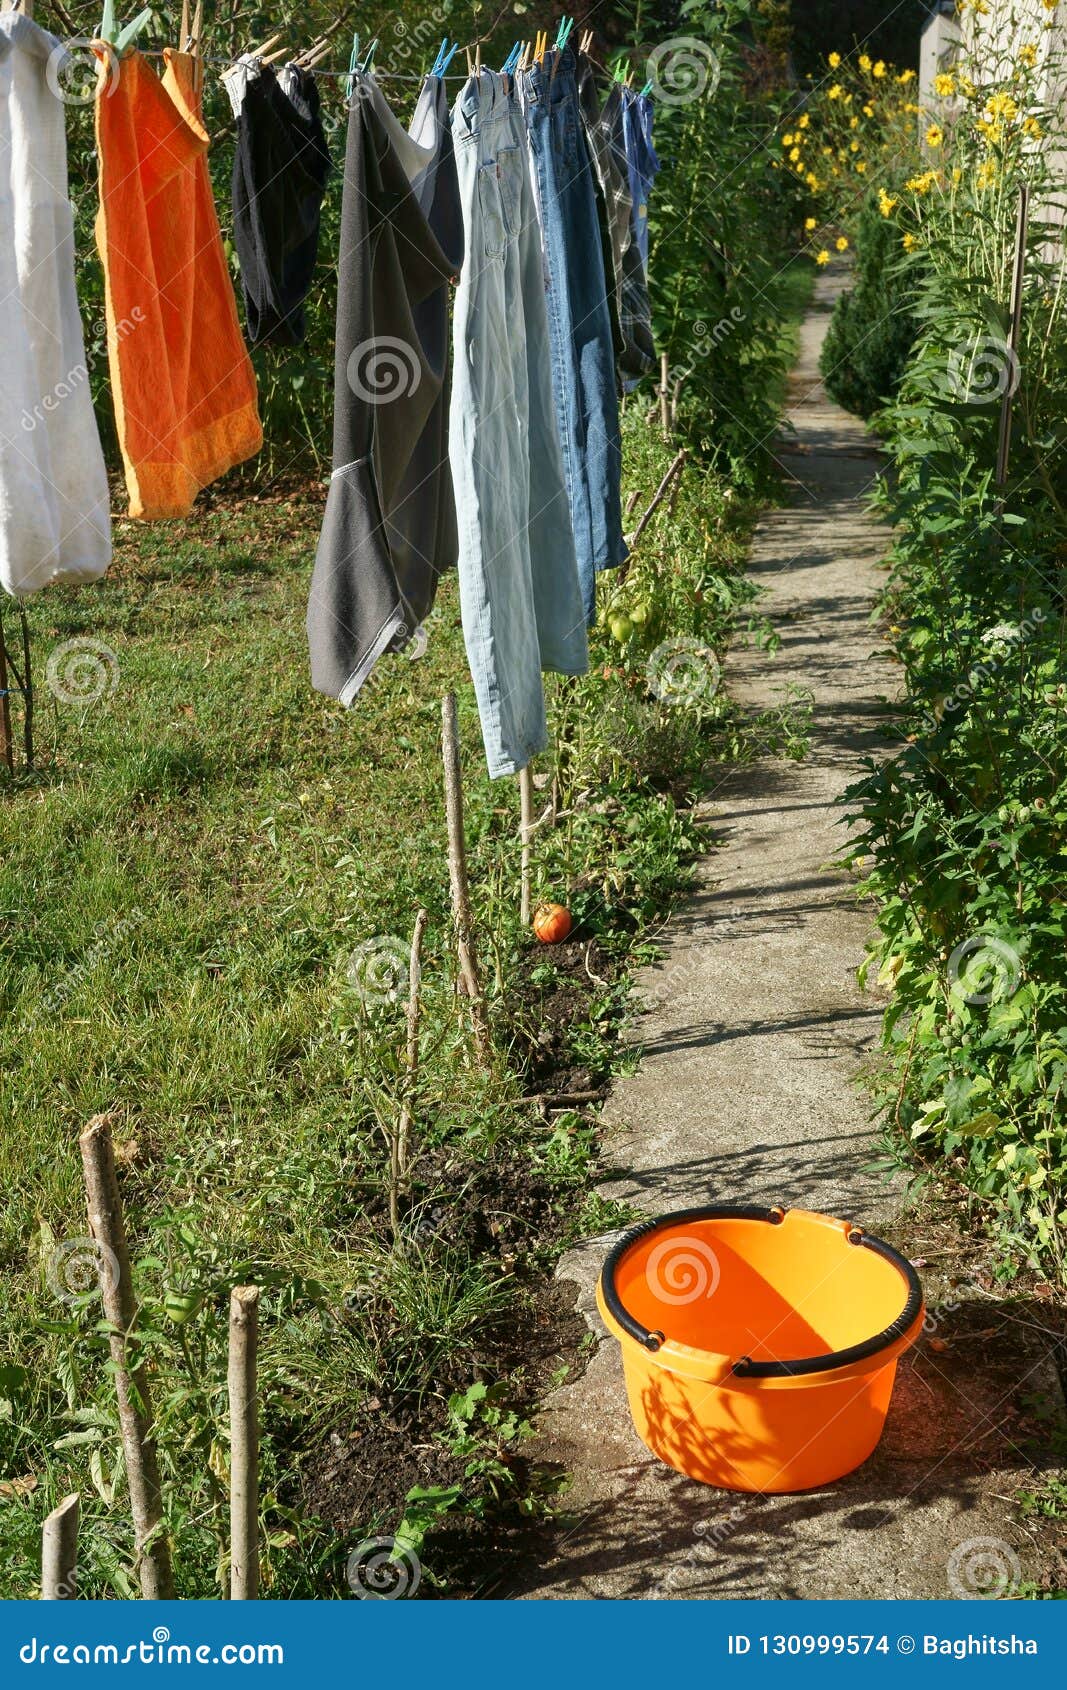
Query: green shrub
xmin=820 ymin=194 xmax=921 ymax=418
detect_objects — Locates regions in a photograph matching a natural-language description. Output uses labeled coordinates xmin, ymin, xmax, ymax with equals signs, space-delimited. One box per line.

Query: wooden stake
xmin=441 ymin=693 xmax=491 ymax=1062
xmin=519 ymin=766 xmax=535 ymax=927
xmin=79 ymin=1113 xmax=174 ymax=1600
xmin=620 ymin=449 xmax=688 ymax=580
xmin=0 ymin=612 xmax=13 ymax=774
xmin=659 ymin=353 xmax=671 ymax=440
xmin=995 ymin=183 xmax=1029 ymax=489
xmin=41 ymin=1494 xmax=79 ymax=1600
xmin=396 ymin=908 xmax=429 ymax=1189
xmin=227 ymin=1286 xmax=259 ymax=1601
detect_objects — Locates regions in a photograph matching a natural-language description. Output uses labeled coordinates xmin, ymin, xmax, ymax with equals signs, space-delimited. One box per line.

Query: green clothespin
xmin=345 ymin=30 xmax=360 ymax=99
xmin=555 ymin=15 xmax=574 ymax=53
xmin=99 ymin=0 xmax=154 ymax=53
xmin=360 ymin=35 xmax=379 ymax=73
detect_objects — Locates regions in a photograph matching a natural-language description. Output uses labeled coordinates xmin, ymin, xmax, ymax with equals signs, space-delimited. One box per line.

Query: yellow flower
xmin=805 ymin=172 xmax=821 ymax=190
xmin=789 ymin=146 xmax=801 ymax=161
xmin=878 ymin=188 xmax=898 ymax=216
xmin=959 ymin=75 xmax=976 ymax=98
xmin=855 ymin=160 xmax=867 ymax=173
xmin=905 ymin=170 xmax=936 ymax=194
xmin=1040 ymin=0 xmax=1056 ymax=11
xmin=849 ymin=115 xmax=859 ymax=128
xmin=804 ymin=216 xmax=817 ymax=230
xmin=902 ymin=233 xmax=918 ymax=252
xmin=926 ymin=124 xmax=943 ymax=147
xmin=815 ymin=249 xmax=830 ymax=266
xmin=933 ymin=72 xmax=955 ymax=97
xmin=858 ymin=53 xmax=871 ymax=71
xmin=827 ymin=83 xmax=843 ymax=101
xmin=862 ymin=103 xmax=874 ymax=117
xmin=951 ymin=166 xmax=962 ymax=183
xmin=849 ymin=139 xmax=859 ymax=152
xmin=873 ymin=60 xmax=886 ymax=78
xmin=1023 ymin=115 xmax=1044 ymax=139
xmin=976 ymin=118 xmax=1002 ymax=145
xmin=986 ymin=92 xmax=1018 ymax=121
xmin=828 ymin=51 xmax=841 ymax=69
xmin=904 ymin=101 xmax=920 ymax=114
xmin=798 ymin=113 xmax=810 ymax=129
xmin=976 ymin=159 xmax=997 ymax=188
xmin=782 ymin=132 xmax=794 ymax=146
xmin=898 ymin=68 xmax=915 ymax=84
xmin=836 ymin=236 xmax=849 ymax=251
xmin=1018 ymin=44 xmax=1037 ymax=67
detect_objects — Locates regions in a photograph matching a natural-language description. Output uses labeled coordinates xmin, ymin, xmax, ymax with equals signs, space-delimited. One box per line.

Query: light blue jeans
xmin=521 ymin=49 xmax=626 ymax=618
xmin=450 ymin=71 xmax=588 ymax=779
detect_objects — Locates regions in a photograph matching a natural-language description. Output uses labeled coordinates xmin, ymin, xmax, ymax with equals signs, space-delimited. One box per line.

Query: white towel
xmin=0 ymin=16 xmax=111 ymax=598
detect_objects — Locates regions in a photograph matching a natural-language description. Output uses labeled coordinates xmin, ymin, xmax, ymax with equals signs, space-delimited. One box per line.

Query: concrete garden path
xmin=515 ymin=268 xmax=1064 ymax=1601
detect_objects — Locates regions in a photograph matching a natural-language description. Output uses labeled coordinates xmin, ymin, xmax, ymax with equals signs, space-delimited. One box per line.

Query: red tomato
xmin=533 ymin=902 xmax=572 ymax=944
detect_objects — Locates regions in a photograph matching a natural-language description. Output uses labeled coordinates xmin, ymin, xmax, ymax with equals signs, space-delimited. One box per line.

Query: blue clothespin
xmin=501 ymin=41 xmax=521 ymax=75
xmin=431 ymin=37 xmax=460 ymax=78
xmin=345 ymin=30 xmax=360 ymax=99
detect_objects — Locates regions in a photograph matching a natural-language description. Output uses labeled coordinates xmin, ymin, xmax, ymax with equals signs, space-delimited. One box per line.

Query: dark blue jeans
xmin=521 ymin=48 xmax=626 ymax=617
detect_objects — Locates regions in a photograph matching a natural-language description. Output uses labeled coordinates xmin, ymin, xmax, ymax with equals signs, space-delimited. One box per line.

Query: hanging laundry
xmin=308 ymin=72 xmax=462 ymax=705
xmin=94 ymin=48 xmax=262 ymax=519
xmin=230 ymin=60 xmax=331 ymax=346
xmin=0 ymin=15 xmax=110 ymax=596
xmin=520 ymin=47 xmax=626 ymax=620
xmin=576 ymin=53 xmax=655 ymax=387
xmin=449 ymin=69 xmax=588 ymax=779
xmin=622 ymin=87 xmax=661 ymax=271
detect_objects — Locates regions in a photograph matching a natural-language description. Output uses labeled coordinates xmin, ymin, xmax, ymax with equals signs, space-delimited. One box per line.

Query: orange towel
xmin=95 ymin=48 xmax=262 ymax=519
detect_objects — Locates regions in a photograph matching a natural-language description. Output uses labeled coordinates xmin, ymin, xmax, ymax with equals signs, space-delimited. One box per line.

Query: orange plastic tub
xmin=597 ymin=1204 xmax=924 ymax=1493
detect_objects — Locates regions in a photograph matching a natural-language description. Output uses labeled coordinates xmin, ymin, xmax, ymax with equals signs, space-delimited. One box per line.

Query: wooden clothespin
xmin=465 ymin=43 xmax=473 ymax=76
xmin=475 ymin=42 xmax=481 ymax=74
xmin=579 ymin=28 xmax=593 ymax=55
